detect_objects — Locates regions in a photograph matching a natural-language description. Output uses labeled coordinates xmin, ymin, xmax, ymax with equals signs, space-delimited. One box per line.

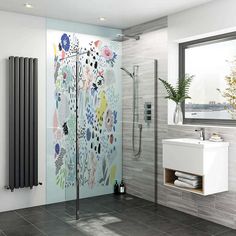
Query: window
xmin=179 ymin=32 xmax=236 ymax=125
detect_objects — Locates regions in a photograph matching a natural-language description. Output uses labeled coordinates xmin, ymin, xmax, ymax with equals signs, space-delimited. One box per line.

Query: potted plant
xmin=159 ymin=75 xmax=193 ymax=125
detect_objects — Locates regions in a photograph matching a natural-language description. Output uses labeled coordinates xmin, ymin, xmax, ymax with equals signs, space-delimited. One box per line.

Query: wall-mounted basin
xmin=163 ymin=138 xmax=229 ymax=148
xmin=162 ymin=138 xmax=229 ymax=195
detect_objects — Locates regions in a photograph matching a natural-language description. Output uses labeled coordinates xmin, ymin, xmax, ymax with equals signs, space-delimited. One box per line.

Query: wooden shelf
xmin=164 ymin=168 xmax=204 ymax=195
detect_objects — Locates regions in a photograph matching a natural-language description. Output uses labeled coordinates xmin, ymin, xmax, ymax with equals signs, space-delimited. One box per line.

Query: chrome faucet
xmin=195 ymin=128 xmax=206 ymax=141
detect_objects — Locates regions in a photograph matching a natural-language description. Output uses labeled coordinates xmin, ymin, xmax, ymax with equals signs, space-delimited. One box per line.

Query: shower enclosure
xmin=122 ymin=57 xmax=158 ymax=202
xmin=46 ymin=29 xmax=158 ymax=219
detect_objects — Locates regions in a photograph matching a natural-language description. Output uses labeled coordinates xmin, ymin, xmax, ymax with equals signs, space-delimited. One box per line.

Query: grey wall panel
xmin=122 ymin=28 xmax=168 ymax=202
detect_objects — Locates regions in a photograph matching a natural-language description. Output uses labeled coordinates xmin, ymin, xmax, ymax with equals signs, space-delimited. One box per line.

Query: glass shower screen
xmin=76 ymin=38 xmax=122 ymax=218
xmin=47 ymin=29 xmax=122 ymax=219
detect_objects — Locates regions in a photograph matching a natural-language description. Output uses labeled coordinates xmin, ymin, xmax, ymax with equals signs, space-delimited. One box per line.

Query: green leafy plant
xmin=217 ymin=60 xmax=236 ymax=119
xmin=159 ymin=75 xmax=193 ymax=104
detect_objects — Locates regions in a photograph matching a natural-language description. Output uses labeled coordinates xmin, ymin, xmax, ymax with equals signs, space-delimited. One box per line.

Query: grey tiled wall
xmin=122 ymin=27 xmax=236 ymax=229
xmin=122 ymin=28 xmax=168 ymax=202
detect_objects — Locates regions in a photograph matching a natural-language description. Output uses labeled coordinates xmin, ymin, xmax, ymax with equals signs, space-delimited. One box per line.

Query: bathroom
xmin=0 ymin=0 xmax=236 ymax=235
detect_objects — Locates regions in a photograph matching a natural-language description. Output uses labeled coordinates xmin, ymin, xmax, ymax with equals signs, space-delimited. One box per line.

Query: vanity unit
xmin=163 ymin=138 xmax=229 ymax=196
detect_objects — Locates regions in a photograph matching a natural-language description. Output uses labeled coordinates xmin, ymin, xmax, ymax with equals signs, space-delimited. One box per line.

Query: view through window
xmin=182 ymin=36 xmax=236 ymax=123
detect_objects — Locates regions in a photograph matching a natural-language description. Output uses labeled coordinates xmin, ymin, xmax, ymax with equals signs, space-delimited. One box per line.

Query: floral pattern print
xmin=61 ymin=33 xmax=70 ymax=52
xmin=48 ymin=31 xmax=122 ymax=199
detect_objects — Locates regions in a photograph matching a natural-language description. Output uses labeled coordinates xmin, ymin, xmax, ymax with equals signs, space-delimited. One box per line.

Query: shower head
xmin=112 ymin=34 xmax=140 ymax=42
xmin=121 ymin=67 xmax=134 ymax=79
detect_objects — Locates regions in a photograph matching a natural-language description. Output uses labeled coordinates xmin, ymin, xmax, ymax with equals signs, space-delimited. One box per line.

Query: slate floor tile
xmin=34 ymin=219 xmax=72 ymax=234
xmin=217 ymin=229 xmax=236 ymax=236
xmin=16 ymin=207 xmax=46 ymax=217
xmin=0 ymin=211 xmax=21 ymax=222
xmin=22 ymin=211 xmax=57 ymax=224
xmin=46 ymin=227 xmax=87 ymax=236
xmin=2 ymin=224 xmax=43 ymax=236
xmin=0 ymin=217 xmax=30 ymax=231
xmin=0 ymin=194 xmax=234 ymax=236
xmin=169 ymin=226 xmax=211 ymax=236
xmin=142 ymin=215 xmax=186 ymax=233
xmin=193 ymin=220 xmax=232 ymax=235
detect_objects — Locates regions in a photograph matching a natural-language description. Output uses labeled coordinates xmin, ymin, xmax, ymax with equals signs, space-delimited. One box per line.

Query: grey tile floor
xmin=0 ymin=194 xmax=235 ymax=236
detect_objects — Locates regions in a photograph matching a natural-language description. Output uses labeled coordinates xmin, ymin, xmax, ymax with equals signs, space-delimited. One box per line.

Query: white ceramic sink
xmin=162 ymin=138 xmax=229 ymax=195
xmin=162 ymin=138 xmax=229 ymax=148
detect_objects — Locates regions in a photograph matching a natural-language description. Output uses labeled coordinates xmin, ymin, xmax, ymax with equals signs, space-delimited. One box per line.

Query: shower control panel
xmin=144 ymin=102 xmax=152 ymax=126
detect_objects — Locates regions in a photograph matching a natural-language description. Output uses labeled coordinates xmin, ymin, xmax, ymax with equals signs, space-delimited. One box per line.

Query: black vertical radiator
xmin=7 ymin=56 xmax=39 ymax=191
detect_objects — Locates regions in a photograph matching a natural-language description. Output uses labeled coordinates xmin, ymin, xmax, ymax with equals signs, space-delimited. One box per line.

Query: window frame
xmin=179 ymin=31 xmax=236 ymax=126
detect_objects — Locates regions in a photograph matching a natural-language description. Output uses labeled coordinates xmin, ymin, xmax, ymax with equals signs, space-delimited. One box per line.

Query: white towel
xmin=178 ymin=177 xmax=202 ymax=188
xmin=174 ymin=180 xmax=200 ymax=189
xmin=175 ymin=171 xmax=200 ymax=180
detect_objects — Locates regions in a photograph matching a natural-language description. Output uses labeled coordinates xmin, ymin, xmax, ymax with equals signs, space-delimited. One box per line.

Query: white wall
xmin=0 ymin=11 xmax=46 ymax=212
xmin=168 ymin=0 xmax=236 ymax=124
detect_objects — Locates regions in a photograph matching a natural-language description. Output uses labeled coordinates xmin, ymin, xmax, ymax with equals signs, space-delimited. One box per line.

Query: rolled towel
xmin=174 ymin=180 xmax=200 ymax=189
xmin=178 ymin=177 xmax=202 ymax=188
xmin=175 ymin=171 xmax=200 ymax=180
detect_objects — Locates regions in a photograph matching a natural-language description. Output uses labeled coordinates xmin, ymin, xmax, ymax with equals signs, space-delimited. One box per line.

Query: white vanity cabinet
xmin=162 ymin=138 xmax=229 ymax=195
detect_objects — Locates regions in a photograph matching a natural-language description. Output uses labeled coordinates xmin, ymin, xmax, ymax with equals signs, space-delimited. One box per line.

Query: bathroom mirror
xmin=179 ymin=31 xmax=236 ymax=125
